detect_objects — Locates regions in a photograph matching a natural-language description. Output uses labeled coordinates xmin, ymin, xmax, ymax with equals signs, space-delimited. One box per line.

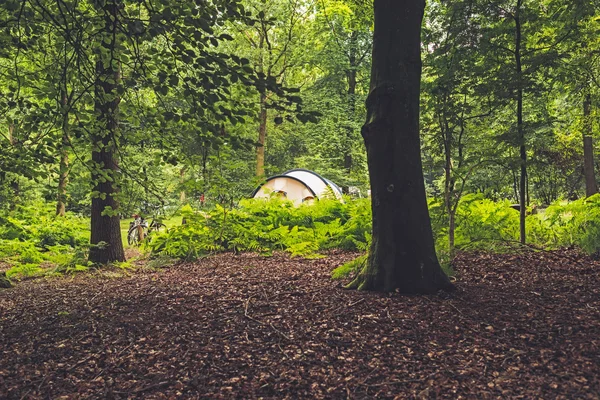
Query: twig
xmin=113 ymin=381 xmax=170 ymax=395
xmin=269 ymin=323 xmax=291 ymax=341
xmin=360 ymin=372 xmax=437 ymax=387
xmin=244 ymin=296 xmax=253 ymax=317
xmin=331 ymin=298 xmax=365 ymax=314
xmin=447 ymin=301 xmax=464 ymax=316
xmin=277 ymin=343 xmax=289 ymax=359
xmin=243 ymin=297 xmax=291 ymax=341
xmin=65 ymin=354 xmax=95 ymax=372
xmin=92 ymin=343 xmax=133 ymax=380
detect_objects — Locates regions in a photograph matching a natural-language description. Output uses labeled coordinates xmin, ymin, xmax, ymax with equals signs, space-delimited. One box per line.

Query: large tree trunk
xmin=88 ymin=0 xmax=125 ymax=264
xmin=583 ymin=92 xmax=597 ymax=197
xmin=347 ymin=0 xmax=452 ymax=293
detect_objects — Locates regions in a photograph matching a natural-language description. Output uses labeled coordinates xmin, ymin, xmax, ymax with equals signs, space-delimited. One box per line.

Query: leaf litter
xmin=0 ymin=249 xmax=598 ymax=399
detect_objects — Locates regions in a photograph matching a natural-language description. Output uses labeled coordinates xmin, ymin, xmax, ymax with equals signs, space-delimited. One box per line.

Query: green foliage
xmin=0 ymin=202 xmax=88 ymax=248
xmin=6 ymin=263 xmax=44 ymax=280
xmin=332 ymin=253 xmax=367 ymax=280
xmin=0 ymin=202 xmax=90 ymax=279
xmin=428 ymin=194 xmax=521 ymax=254
xmin=150 ymin=193 xmax=600 ymax=267
xmin=148 ymin=197 xmax=372 ymax=259
xmin=145 ymin=254 xmax=177 ymax=270
xmin=542 ymin=195 xmax=600 ymax=255
xmin=429 ymin=193 xmax=600 ymax=256
xmin=455 ymin=194 xmax=520 ymax=250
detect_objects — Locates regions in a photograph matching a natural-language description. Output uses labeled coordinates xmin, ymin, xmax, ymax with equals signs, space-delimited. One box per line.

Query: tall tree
xmin=583 ymin=91 xmax=597 ymax=197
xmin=316 ymin=0 xmax=372 ymax=188
xmin=236 ymin=0 xmax=312 ymax=177
xmin=347 ymin=0 xmax=452 ymax=293
xmin=474 ymin=0 xmax=576 ymax=243
xmin=422 ymin=0 xmax=499 ymax=258
xmin=88 ymin=0 xmax=125 ymax=263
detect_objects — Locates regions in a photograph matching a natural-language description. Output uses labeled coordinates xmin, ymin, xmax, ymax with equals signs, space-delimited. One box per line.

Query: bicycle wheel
xmin=151 ymin=222 xmax=167 ymax=233
xmin=127 ymin=226 xmax=139 ymax=246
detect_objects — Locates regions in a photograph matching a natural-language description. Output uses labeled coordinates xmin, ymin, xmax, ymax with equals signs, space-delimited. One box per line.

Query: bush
xmin=0 ymin=202 xmax=89 ymax=278
xmin=0 ymin=201 xmax=88 ymax=247
xmin=454 ymin=194 xmax=520 ymax=250
xmin=542 ymin=195 xmax=600 ymax=254
xmin=148 ymin=198 xmax=372 ymax=259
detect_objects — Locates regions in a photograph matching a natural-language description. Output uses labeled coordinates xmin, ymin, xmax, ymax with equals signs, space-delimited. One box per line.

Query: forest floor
xmin=1 ymin=250 xmax=599 ymax=399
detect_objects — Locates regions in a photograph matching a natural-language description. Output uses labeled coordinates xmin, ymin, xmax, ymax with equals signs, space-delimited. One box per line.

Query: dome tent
xmin=252 ymin=169 xmax=343 ymax=205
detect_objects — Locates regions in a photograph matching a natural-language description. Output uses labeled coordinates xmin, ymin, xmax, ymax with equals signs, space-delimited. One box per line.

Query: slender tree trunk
xmin=347 ymin=0 xmax=453 ymax=293
xmin=343 ymin=30 xmax=359 ymax=188
xmin=179 ymin=167 xmax=187 ymax=203
xmin=443 ymin=122 xmax=456 ymax=259
xmin=256 ymin=92 xmax=267 ymax=177
xmin=56 ymin=135 xmax=69 ymax=216
xmin=256 ymin=30 xmax=267 ymax=178
xmin=56 ymin=91 xmax=69 ymax=216
xmin=449 ymin=209 xmax=456 ymax=257
xmin=439 ymin=99 xmax=459 ymax=259
xmin=89 ymin=0 xmax=125 ymax=264
xmin=583 ymin=92 xmax=597 ymax=197
xmin=7 ymin=124 xmax=19 ymax=210
xmin=514 ymin=2 xmax=526 ymax=245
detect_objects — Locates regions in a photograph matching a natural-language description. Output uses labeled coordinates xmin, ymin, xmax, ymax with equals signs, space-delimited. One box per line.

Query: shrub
xmin=0 ymin=202 xmax=89 ymax=278
xmin=543 ymin=195 xmax=600 ymax=254
xmin=148 ymin=197 xmax=372 ymax=259
xmin=0 ymin=201 xmax=88 ymax=247
xmin=454 ymin=194 xmax=520 ymax=250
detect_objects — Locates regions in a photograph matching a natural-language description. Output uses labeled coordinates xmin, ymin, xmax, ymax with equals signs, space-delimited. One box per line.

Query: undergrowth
xmin=332 ymin=194 xmax=600 ymax=279
xmin=0 ymin=202 xmax=90 ymax=280
xmin=2 ymin=194 xmax=600 ymax=284
xmin=147 ymin=197 xmax=372 ymax=260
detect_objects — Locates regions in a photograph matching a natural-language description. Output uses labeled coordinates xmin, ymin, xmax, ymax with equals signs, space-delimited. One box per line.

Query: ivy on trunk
xmin=88 ymin=0 xmax=125 ymax=264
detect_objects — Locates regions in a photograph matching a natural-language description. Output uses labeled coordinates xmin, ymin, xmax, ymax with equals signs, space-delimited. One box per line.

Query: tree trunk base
xmin=0 ymin=272 xmax=12 ymax=289
xmin=346 ymin=259 xmax=455 ymax=294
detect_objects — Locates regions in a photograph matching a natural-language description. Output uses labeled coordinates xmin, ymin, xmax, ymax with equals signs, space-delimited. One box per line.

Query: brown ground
xmin=0 ymin=250 xmax=599 ymax=399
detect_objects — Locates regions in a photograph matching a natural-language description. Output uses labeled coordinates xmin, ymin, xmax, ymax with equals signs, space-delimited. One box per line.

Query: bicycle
xmin=127 ymin=214 xmax=167 ymax=246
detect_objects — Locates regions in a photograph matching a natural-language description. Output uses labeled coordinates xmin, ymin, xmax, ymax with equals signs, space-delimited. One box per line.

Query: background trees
xmin=1 ymin=0 xmax=599 ymax=268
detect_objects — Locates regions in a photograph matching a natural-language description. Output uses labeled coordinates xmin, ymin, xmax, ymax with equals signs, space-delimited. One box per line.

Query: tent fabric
xmin=252 ymin=169 xmax=343 ymax=205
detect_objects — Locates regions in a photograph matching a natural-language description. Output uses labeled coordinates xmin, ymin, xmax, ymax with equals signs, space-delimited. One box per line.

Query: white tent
xmin=252 ymin=169 xmax=343 ymax=205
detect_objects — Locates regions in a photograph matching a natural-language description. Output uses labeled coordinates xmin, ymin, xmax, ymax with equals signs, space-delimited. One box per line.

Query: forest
xmin=0 ymin=0 xmax=599 ymax=398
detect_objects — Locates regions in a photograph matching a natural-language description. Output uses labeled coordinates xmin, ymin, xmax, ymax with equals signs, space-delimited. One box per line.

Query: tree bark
xmin=255 ymin=29 xmax=267 ymax=178
xmin=56 ymin=91 xmax=69 ymax=217
xmin=583 ymin=92 xmax=597 ymax=197
xmin=347 ymin=0 xmax=453 ymax=293
xmin=514 ymin=0 xmax=526 ymax=245
xmin=179 ymin=167 xmax=187 ymax=203
xmin=256 ymin=92 xmax=267 ymax=177
xmin=343 ymin=30 xmax=359 ymax=185
xmin=0 ymin=271 xmax=11 ymax=289
xmin=88 ymin=0 xmax=125 ymax=264
xmin=442 ymin=118 xmax=456 ymax=259
xmin=7 ymin=124 xmax=19 ymax=210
